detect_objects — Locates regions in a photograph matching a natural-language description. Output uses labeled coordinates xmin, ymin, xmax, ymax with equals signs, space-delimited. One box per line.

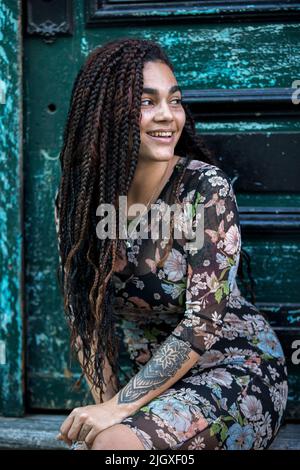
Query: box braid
xmin=55 ymin=37 xmax=257 ymax=401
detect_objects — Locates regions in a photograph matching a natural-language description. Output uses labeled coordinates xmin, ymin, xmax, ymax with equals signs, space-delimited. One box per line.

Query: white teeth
xmin=148 ymin=132 xmax=173 ymax=137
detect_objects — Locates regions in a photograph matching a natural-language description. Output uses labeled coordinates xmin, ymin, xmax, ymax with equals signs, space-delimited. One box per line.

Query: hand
xmin=56 ymin=400 xmax=126 ymax=449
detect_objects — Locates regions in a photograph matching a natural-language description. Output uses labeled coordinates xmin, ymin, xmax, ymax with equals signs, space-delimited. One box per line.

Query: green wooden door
xmin=22 ymin=1 xmax=300 ymax=417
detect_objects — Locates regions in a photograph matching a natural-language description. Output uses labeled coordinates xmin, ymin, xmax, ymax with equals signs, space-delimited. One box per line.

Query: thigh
xmin=70 ymin=425 xmax=146 ymax=451
xmin=91 ymin=424 xmax=146 ymax=450
xmin=120 ymin=364 xmax=230 ymax=450
xmin=120 ymin=363 xmax=285 ymax=450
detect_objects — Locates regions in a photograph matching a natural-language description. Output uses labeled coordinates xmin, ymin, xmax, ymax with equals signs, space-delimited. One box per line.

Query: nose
xmin=154 ymin=100 xmax=174 ymax=121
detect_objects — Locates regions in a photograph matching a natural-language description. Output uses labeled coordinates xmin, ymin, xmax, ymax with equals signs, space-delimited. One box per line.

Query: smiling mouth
xmin=146 ymin=132 xmax=175 ymax=143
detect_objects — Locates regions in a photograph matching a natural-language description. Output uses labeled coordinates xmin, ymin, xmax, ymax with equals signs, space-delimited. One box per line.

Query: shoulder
xmin=182 ymin=159 xmax=234 ymax=200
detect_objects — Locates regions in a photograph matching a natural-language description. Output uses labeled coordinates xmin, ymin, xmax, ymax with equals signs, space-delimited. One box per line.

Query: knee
xmin=90 ymin=424 xmax=145 ymax=450
xmin=90 ymin=425 xmax=123 ymax=450
xmin=91 ymin=431 xmax=110 ymax=450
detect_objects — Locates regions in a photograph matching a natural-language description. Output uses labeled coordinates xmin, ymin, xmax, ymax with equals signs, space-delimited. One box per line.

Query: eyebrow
xmin=142 ymin=85 xmax=182 ymax=96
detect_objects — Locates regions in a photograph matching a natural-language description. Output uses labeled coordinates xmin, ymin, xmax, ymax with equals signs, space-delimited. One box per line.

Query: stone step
xmin=0 ymin=415 xmax=69 ymax=450
xmin=0 ymin=415 xmax=299 ymax=450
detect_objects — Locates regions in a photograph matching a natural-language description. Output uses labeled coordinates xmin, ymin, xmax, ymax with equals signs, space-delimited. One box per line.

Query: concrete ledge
xmin=0 ymin=415 xmax=69 ymax=450
xmin=0 ymin=415 xmax=299 ymax=450
xmin=269 ymin=423 xmax=300 ymax=450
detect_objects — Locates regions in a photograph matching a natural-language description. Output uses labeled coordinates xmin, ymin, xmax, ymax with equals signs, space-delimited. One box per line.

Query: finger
xmin=56 ymin=432 xmax=72 ymax=447
xmin=84 ymin=427 xmax=102 ymax=449
xmin=67 ymin=414 xmax=88 ymax=442
xmin=59 ymin=412 xmax=77 ymax=446
xmin=78 ymin=424 xmax=93 ymax=442
xmin=60 ymin=413 xmax=76 ymax=437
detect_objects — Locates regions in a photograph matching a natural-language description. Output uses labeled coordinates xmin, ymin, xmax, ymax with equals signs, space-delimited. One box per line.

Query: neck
xmin=127 ymin=155 xmax=180 ymax=205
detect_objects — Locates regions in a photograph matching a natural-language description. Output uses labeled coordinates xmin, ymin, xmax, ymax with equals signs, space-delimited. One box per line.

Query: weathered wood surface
xmin=0 ymin=415 xmax=298 ymax=450
xmin=0 ymin=415 xmax=68 ymax=450
xmin=269 ymin=424 xmax=300 ymax=450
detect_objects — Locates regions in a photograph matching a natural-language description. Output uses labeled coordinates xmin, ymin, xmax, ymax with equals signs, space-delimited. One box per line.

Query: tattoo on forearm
xmin=117 ymin=335 xmax=191 ymax=404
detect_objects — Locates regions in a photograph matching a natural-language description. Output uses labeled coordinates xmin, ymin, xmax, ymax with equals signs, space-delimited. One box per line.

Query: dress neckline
xmin=127 ymin=156 xmax=186 ymax=223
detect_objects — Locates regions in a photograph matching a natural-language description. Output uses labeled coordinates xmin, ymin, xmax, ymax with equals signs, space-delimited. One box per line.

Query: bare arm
xmin=110 ymin=338 xmax=200 ymax=414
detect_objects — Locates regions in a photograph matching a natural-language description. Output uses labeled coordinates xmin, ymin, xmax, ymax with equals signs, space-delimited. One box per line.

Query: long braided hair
xmin=55 ymin=37 xmax=256 ymax=402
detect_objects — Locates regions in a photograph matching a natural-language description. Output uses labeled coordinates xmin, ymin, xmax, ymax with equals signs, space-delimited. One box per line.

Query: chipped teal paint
xmin=80 ymin=37 xmax=89 ymax=57
xmin=237 ymin=193 xmax=300 ymax=207
xmin=109 ymin=6 xmax=300 ymax=18
xmin=196 ymin=121 xmax=300 ymax=133
xmin=0 ymin=274 xmax=13 ymax=333
xmin=131 ymin=9 xmax=222 ymax=18
xmin=0 ymin=0 xmax=24 ymax=416
xmin=141 ymin=24 xmax=300 ymax=89
xmin=287 ymin=313 xmax=300 ymax=326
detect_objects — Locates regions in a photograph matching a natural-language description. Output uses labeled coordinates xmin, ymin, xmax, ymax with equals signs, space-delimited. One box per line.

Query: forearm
xmin=108 ymin=336 xmax=200 ymax=418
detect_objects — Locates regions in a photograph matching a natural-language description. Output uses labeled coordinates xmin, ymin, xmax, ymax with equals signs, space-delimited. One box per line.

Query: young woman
xmin=55 ymin=38 xmax=288 ymax=450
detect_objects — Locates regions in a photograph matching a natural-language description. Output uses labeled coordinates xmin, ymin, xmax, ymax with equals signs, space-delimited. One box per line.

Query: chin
xmin=149 ymin=148 xmax=176 ymax=158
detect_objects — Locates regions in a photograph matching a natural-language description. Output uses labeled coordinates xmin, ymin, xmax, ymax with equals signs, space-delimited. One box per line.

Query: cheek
xmin=139 ymin=109 xmax=153 ymax=128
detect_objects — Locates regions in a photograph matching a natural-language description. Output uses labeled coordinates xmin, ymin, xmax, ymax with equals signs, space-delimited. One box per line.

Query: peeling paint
xmin=0 ymin=79 xmax=6 ymax=104
xmin=40 ymin=149 xmax=59 ymax=161
xmin=0 ymin=0 xmax=24 ymax=416
xmin=287 ymin=314 xmax=300 ymax=325
xmin=80 ymin=37 xmax=88 ymax=57
xmin=142 ymin=23 xmax=300 ymax=90
xmin=196 ymin=121 xmax=300 ymax=133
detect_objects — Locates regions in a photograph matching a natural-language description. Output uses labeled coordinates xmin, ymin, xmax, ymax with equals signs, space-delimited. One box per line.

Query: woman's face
xmin=135 ymin=60 xmax=186 ymax=163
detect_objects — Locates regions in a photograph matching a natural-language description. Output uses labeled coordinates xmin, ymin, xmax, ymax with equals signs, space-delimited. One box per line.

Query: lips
xmin=146 ymin=132 xmax=175 ymax=144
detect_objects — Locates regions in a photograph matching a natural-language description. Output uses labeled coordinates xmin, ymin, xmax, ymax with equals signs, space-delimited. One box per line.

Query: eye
xmin=141 ymin=99 xmax=152 ymax=106
xmin=171 ymin=98 xmax=182 ymax=104
xmin=141 ymin=97 xmax=182 ymax=106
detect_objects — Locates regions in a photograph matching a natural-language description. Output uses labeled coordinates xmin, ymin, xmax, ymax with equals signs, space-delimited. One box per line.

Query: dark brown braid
xmin=55 ymin=37 xmax=256 ymax=402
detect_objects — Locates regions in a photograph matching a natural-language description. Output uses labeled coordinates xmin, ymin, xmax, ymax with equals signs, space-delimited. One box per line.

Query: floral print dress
xmin=109 ymin=157 xmax=288 ymax=450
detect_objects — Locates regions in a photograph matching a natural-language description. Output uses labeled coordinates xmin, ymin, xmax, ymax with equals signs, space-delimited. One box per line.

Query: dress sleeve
xmin=171 ymin=165 xmax=242 ymax=356
xmin=114 ymin=166 xmax=243 ymax=407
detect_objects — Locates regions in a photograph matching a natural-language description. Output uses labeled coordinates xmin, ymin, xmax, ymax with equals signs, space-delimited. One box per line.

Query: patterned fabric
xmin=111 ymin=157 xmax=288 ymax=450
xmin=54 ymin=157 xmax=288 ymax=450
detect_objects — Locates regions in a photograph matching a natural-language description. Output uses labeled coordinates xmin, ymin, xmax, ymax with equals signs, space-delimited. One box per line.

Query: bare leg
xmin=91 ymin=424 xmax=145 ymax=450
